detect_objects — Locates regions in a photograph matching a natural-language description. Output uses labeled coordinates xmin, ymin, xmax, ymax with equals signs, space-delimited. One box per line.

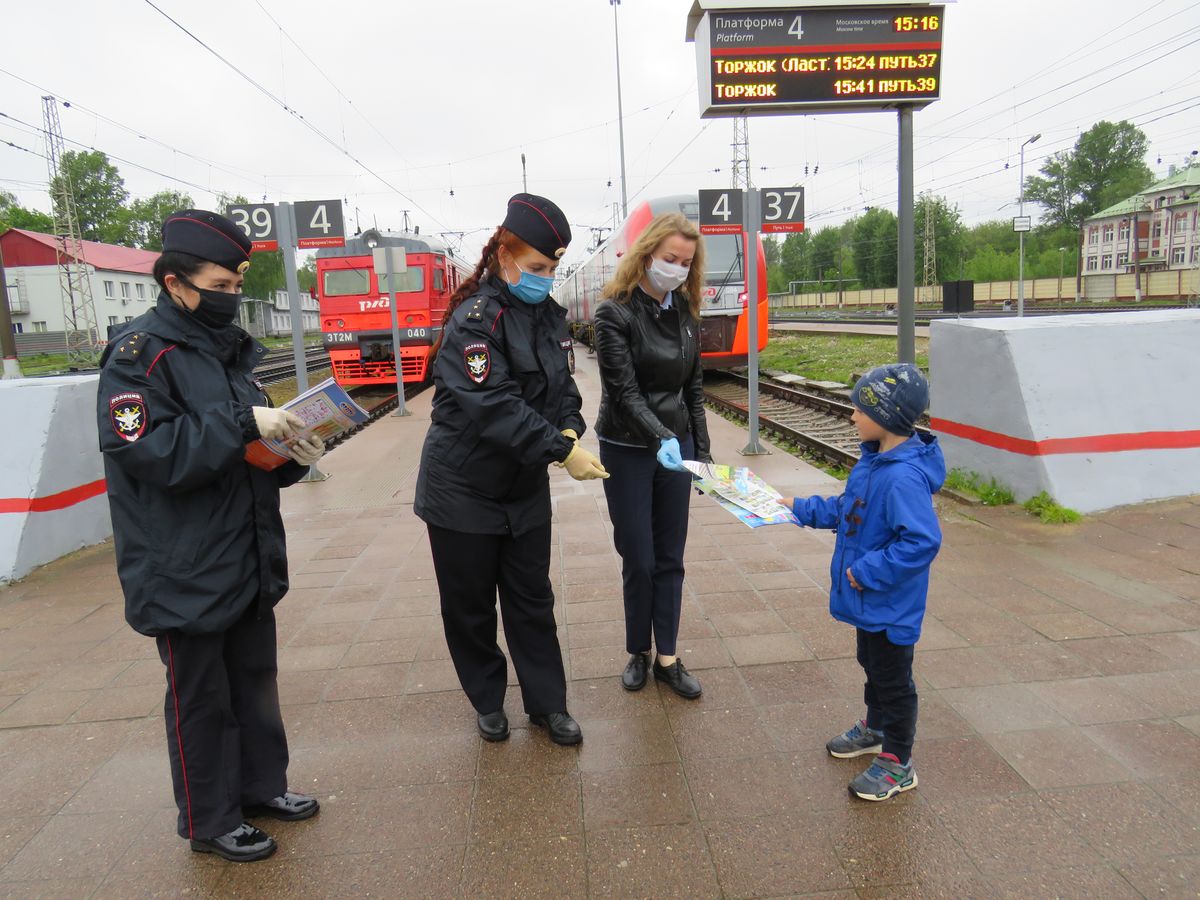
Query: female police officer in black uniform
xmin=97 ymin=211 xmax=325 ymax=862
xmin=415 ymin=194 xmax=606 ymax=746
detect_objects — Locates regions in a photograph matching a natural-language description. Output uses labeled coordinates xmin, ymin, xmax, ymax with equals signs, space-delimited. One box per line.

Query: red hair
xmin=432 ymin=227 xmax=530 ymax=357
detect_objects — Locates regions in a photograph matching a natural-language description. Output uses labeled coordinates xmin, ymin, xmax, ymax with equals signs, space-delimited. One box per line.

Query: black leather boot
xmin=190 ymin=823 xmax=277 ymax=862
xmin=477 ymin=709 xmax=510 ymax=742
xmin=622 ymin=652 xmax=650 ymax=691
xmin=653 ymin=657 xmax=702 ymax=699
xmin=529 ymin=711 xmax=583 ymax=745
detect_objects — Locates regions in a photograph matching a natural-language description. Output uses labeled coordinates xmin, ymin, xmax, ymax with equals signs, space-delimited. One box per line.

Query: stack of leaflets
xmin=682 ymin=461 xmax=799 ymax=528
xmin=245 ymin=377 xmax=369 ymax=471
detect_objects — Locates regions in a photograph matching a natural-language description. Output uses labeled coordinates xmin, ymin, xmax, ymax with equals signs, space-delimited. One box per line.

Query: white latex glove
xmin=253 ymin=406 xmax=304 ymax=441
xmin=288 ymin=435 xmax=325 ymax=466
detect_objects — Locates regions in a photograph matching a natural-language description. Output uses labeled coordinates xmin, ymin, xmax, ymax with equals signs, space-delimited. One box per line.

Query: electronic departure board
xmin=691 ymin=5 xmax=944 ymax=117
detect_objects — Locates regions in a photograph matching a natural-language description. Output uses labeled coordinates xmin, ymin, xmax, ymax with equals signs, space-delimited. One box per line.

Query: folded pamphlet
xmin=682 ymin=461 xmax=799 ymax=528
xmin=245 ymin=377 xmax=369 ymax=471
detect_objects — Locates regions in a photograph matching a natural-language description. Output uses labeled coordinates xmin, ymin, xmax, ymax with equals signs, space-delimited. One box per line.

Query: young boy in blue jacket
xmin=781 ymin=363 xmax=944 ymax=801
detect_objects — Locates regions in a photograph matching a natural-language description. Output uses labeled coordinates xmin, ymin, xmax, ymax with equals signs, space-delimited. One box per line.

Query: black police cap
xmin=501 ymin=194 xmax=571 ymax=260
xmin=161 ymin=210 xmax=253 ymax=275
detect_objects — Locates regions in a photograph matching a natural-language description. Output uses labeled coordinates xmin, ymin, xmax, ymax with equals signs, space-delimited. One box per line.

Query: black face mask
xmin=177 ymin=277 xmax=241 ymax=329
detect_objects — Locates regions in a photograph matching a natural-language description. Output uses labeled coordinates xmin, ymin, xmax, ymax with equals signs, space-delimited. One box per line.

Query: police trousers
xmin=155 ymin=604 xmax=288 ymax=839
xmin=427 ymin=522 xmax=567 ymax=717
xmin=600 ymin=435 xmax=694 ymax=656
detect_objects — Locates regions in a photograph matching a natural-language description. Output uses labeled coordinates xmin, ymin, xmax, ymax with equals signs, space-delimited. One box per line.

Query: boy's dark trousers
xmin=857 ymin=627 xmax=917 ymax=762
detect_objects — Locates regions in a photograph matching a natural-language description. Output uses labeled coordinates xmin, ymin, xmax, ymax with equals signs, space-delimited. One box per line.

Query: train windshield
xmin=704 ymin=234 xmax=744 ymax=286
xmin=323 ymin=267 xmax=424 ymax=296
xmin=323 ymin=269 xmax=371 ymax=296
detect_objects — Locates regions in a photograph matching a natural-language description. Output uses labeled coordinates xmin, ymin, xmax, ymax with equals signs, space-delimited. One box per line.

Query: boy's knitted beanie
xmin=851 ymin=363 xmax=929 ymax=437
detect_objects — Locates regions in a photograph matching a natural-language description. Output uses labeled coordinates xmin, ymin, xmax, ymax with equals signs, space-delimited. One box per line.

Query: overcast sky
xmin=2 ymin=0 xmax=1197 ymax=265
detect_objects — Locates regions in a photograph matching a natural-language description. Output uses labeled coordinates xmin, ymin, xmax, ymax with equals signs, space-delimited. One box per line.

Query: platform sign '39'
xmin=227 ymin=200 xmax=346 ymax=252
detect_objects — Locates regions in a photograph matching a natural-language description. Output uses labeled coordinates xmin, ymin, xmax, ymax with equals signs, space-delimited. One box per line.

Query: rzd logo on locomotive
xmin=358 ymin=299 xmax=391 ymax=312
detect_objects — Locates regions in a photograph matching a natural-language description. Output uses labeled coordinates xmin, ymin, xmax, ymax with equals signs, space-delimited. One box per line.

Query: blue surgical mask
xmin=504 ymin=258 xmax=554 ymax=304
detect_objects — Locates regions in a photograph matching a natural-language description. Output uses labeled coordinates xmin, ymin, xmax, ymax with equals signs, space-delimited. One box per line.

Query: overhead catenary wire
xmin=141 ymin=0 xmax=451 ymax=234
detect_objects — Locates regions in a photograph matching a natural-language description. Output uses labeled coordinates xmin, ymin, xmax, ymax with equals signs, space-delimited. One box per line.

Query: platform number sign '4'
xmin=294 ymin=199 xmax=346 ymax=249
xmin=760 ymin=187 xmax=805 ymax=233
xmin=698 ymin=188 xmax=744 ymax=235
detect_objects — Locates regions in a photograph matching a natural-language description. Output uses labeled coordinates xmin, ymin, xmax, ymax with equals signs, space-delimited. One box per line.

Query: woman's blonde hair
xmin=601 ymin=212 xmax=705 ymax=318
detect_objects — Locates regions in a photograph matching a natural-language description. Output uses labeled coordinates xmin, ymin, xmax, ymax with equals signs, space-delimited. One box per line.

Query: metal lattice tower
xmin=42 ymin=95 xmax=99 ymax=365
xmin=731 ymin=117 xmax=752 ymax=189
xmin=921 ymin=191 xmax=937 ymax=303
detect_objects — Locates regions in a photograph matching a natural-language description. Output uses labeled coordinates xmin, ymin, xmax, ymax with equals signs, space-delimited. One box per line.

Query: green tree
xmin=1024 ymin=120 xmax=1153 ymax=297
xmin=778 ymin=230 xmax=813 ymax=290
xmin=298 ymin=258 xmax=316 ymax=293
xmin=127 ymin=190 xmax=193 ymax=250
xmin=1024 ymin=121 xmax=1154 ymax=228
xmin=50 ymin=150 xmax=132 ymax=244
xmin=0 ymin=191 xmax=54 ymax=233
xmin=852 ymin=207 xmax=897 ymax=289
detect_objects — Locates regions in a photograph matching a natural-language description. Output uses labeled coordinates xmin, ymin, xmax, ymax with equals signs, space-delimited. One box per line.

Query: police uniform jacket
xmin=97 ymin=295 xmax=308 ymax=637
xmin=593 ymin=287 xmax=711 ymax=461
xmin=414 ymin=277 xmax=585 ymax=537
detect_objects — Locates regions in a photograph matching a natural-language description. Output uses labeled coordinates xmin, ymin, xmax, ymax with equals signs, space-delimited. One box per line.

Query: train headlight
xmin=338 ymin=319 xmax=345 ymax=327
xmin=739 ymin=292 xmax=748 ymax=308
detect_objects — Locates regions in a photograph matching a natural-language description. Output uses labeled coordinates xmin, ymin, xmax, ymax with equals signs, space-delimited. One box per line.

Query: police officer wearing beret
xmin=96 ymin=210 xmax=325 ymax=862
xmin=414 ymin=194 xmax=605 ymax=746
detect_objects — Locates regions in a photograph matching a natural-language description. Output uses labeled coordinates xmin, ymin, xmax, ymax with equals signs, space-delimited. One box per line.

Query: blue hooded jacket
xmin=791 ymin=433 xmax=945 ymax=645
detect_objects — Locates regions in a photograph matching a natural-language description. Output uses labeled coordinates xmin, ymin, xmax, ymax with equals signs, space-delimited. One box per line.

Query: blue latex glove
xmin=656 ymin=437 xmax=686 ymax=471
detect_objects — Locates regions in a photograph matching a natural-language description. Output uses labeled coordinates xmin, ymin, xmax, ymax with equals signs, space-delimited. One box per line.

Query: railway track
xmin=321 ymin=383 xmax=431 ymax=450
xmin=255 ymin=348 xmax=331 ymax=384
xmin=703 ymin=371 xmax=932 ymax=470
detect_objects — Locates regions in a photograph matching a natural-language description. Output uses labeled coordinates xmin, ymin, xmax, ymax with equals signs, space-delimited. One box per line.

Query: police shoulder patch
xmin=113 ymin=332 xmax=149 ymax=365
xmin=466 ymin=297 xmax=486 ymax=322
xmin=109 ymin=392 xmax=148 ymax=442
xmin=464 ymin=341 xmax=491 ymax=384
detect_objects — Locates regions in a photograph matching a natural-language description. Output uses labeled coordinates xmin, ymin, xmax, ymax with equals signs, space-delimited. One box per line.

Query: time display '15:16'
xmin=893 ymin=14 xmax=940 ymax=31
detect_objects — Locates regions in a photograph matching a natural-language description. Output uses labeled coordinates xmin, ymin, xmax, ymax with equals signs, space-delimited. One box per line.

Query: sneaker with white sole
xmin=848 ymin=753 xmax=917 ymax=801
xmin=826 ymin=719 xmax=884 ymax=759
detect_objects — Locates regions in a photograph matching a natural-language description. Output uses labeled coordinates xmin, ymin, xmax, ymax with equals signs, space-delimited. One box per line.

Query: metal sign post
xmin=897 ymin=106 xmax=916 ymax=365
xmin=373 ymin=246 xmax=411 ymax=417
xmin=741 ymin=187 xmax=766 ymax=455
xmin=277 ymin=202 xmax=328 ymax=482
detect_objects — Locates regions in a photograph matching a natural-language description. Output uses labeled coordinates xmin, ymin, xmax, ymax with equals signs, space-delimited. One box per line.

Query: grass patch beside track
xmin=759 ymin=333 xmax=929 ymax=385
xmin=264 ymin=368 xmax=333 ymax=407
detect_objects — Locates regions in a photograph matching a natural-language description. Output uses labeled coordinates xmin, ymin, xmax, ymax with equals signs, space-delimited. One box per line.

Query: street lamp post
xmin=611 ymin=0 xmax=628 ymax=219
xmin=1017 ymin=133 xmax=1040 ymax=317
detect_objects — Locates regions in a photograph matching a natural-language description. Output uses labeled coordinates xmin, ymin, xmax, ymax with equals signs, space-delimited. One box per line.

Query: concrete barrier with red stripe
xmin=1 ymin=375 xmax=111 ymax=583
xmin=929 ymin=310 xmax=1200 ymax=514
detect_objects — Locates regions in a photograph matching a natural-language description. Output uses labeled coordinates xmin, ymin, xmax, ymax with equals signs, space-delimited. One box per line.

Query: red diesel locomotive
xmin=317 ymin=230 xmax=469 ymax=385
xmin=557 ymin=195 xmax=768 ymax=368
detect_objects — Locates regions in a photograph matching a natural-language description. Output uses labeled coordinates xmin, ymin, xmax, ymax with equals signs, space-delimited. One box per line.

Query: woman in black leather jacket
xmin=594 ymin=212 xmax=711 ymax=700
